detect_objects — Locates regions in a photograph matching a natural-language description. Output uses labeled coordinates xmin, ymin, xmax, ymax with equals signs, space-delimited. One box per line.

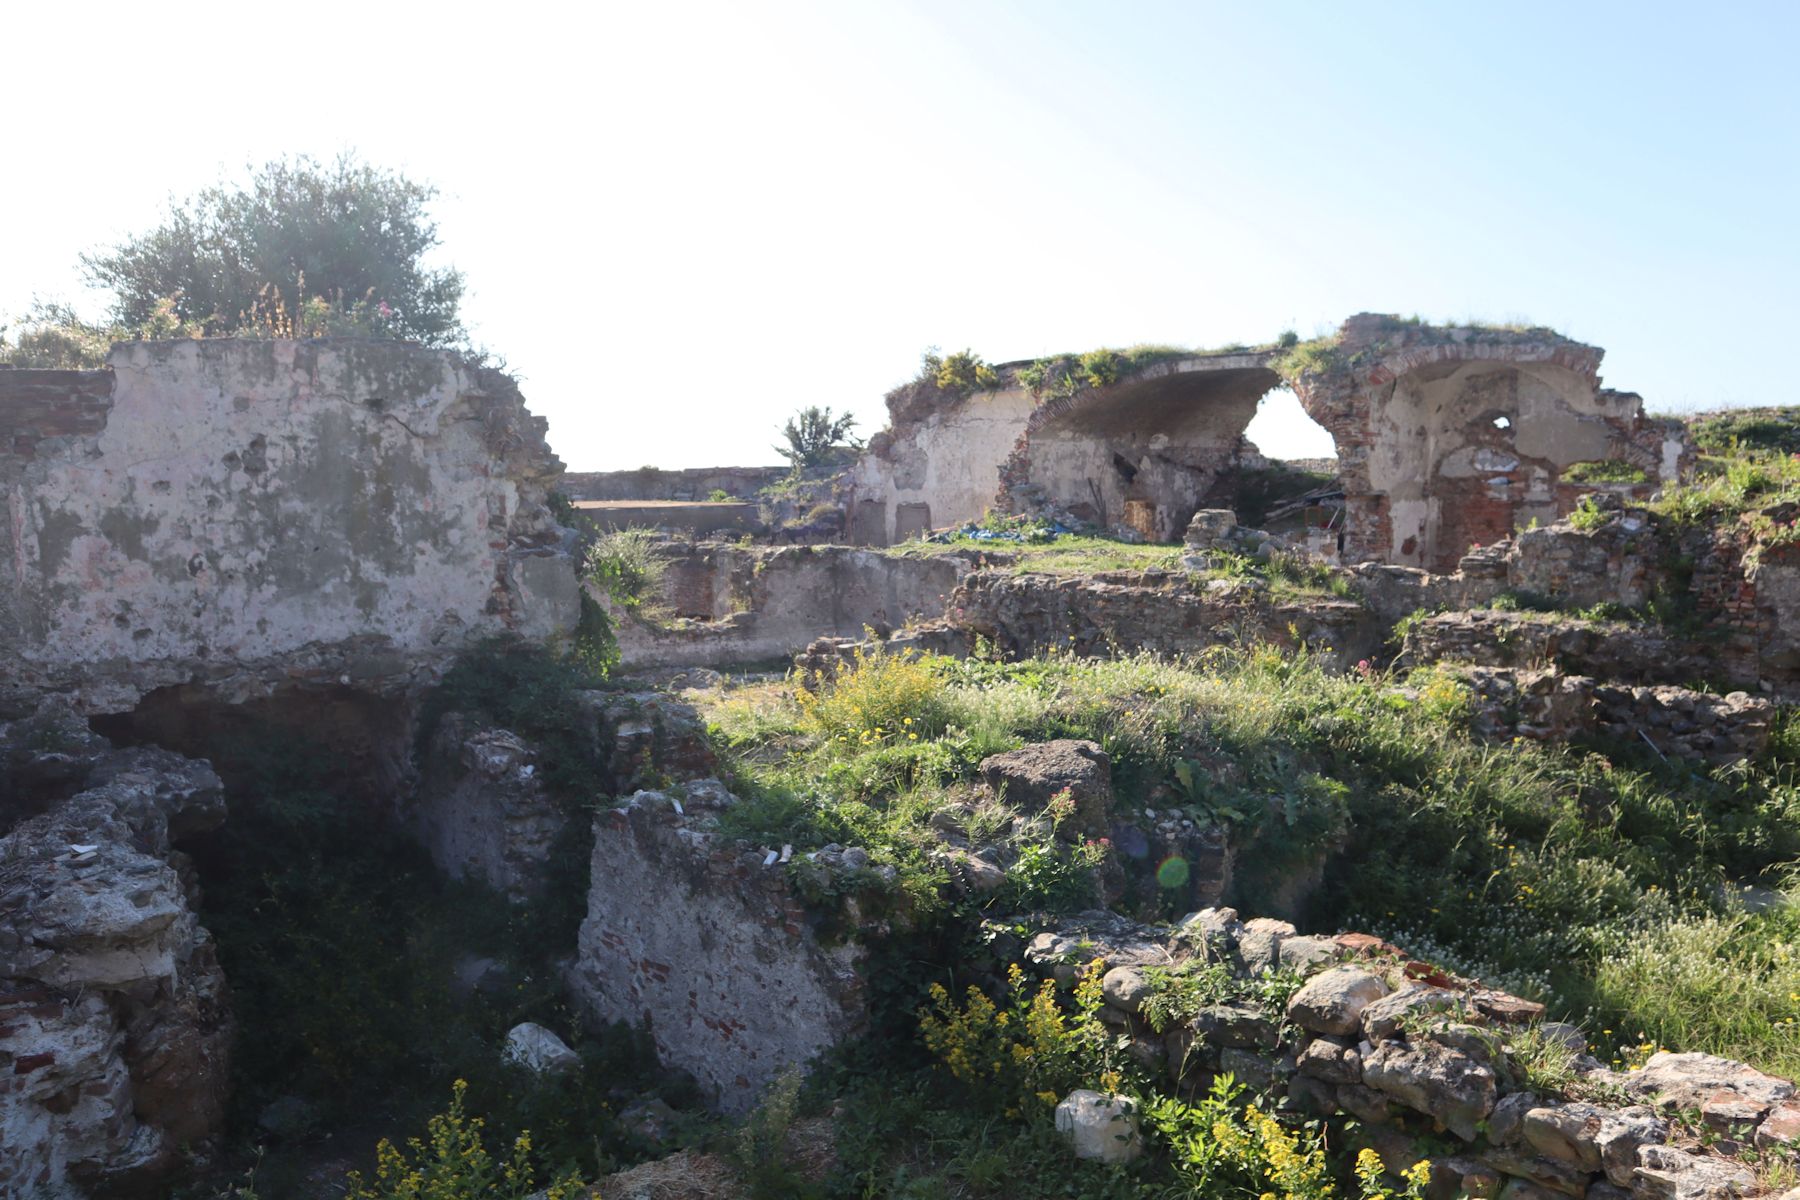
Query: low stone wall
xmin=949 ymin=570 xmax=1386 ymax=670
xmin=1508 ymin=517 xmax=1668 ymax=610
xmin=1012 ymin=908 xmax=1791 ymax=1200
xmin=1401 ymin=610 xmax=1760 ymax=692
xmin=1451 ymin=667 xmax=1774 ymax=764
xmin=0 ymin=708 xmax=231 ymax=1198
xmin=561 ymin=466 xmax=787 ymax=502
xmin=610 ymin=546 xmax=970 ymax=669
xmin=576 ymin=501 xmax=763 ymax=538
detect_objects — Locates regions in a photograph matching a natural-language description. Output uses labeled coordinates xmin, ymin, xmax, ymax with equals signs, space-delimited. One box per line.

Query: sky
xmin=5 ymin=1 xmax=1797 ymax=469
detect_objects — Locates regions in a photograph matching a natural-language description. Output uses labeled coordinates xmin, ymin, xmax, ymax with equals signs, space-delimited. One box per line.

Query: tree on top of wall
xmin=86 ymin=153 xmax=465 ymax=345
xmin=2 ymin=153 xmax=466 ymax=367
xmin=775 ymin=406 xmax=861 ymax=471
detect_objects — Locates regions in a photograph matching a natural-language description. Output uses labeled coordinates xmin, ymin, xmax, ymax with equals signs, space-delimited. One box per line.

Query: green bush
xmin=1078 ymin=347 xmax=1123 ymax=388
xmin=1569 ymin=494 xmax=1610 ymax=532
xmin=585 ymin=527 xmax=665 ymax=611
xmin=932 ymin=348 xmax=1001 ymax=396
xmin=345 ymin=1081 xmax=585 ymax=1200
xmin=701 ymin=640 xmax=1800 ymax=1080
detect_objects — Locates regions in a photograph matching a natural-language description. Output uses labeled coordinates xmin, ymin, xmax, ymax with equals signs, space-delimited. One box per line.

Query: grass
xmin=1651 ymin=436 xmax=1800 ymax=529
xmin=884 ymin=534 xmax=1184 ymax=575
xmin=693 ymin=640 xmax=1800 ymax=1081
xmin=1200 ymin=547 xmax=1359 ymax=601
xmin=1589 ymin=895 xmax=1800 ymax=1075
xmin=1690 ymin=408 xmax=1800 ymax=457
xmin=1564 ymin=459 xmax=1649 ymax=484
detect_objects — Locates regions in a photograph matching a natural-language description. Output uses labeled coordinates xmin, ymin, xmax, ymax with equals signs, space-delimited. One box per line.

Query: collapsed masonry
xmin=842 ymin=316 xmax=1689 ymax=570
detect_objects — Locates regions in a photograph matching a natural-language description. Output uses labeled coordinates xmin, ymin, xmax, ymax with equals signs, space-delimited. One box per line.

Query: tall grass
xmin=695 ymin=642 xmax=1800 ymax=1076
xmin=1590 ymin=894 xmax=1800 ymax=1077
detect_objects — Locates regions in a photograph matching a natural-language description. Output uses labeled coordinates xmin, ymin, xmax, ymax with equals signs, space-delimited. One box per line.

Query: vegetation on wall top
xmin=2 ymin=153 xmax=466 ymax=367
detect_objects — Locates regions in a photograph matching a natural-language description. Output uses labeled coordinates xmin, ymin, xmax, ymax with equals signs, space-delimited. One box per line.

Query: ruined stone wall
xmin=847 ymin=356 xmax=1276 ymax=546
xmin=846 ymin=386 xmax=1040 ymax=545
xmin=608 ymin=545 xmax=970 ymax=669
xmin=570 ymin=784 xmax=868 ymax=1114
xmin=0 ymin=339 xmax=578 ymax=717
xmin=1400 ymin=609 xmax=1760 ymax=691
xmin=950 ymin=570 xmax=1385 ymax=669
xmin=575 ymin=500 xmax=763 ymax=538
xmin=1507 ymin=516 xmax=1668 ymax=609
xmin=1291 ymin=316 xmax=1691 ymax=571
xmin=561 ymin=465 xmax=788 ymax=502
xmin=1013 ymin=909 xmax=1792 ymax=1200
xmin=1449 ymin=665 xmax=1773 ymax=763
xmin=998 ymin=356 xmax=1277 ymax=542
xmin=0 ymin=710 xmax=230 ymax=1198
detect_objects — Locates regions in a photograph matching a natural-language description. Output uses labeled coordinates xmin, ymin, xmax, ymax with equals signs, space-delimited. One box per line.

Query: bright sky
xmin=6 ymin=1 xmax=1797 ymax=469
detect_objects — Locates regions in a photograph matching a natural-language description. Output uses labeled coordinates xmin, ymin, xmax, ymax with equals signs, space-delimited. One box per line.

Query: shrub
xmin=344 ymin=1081 xmax=584 ymax=1200
xmin=1141 ymin=1075 xmax=1377 ymax=1200
xmin=416 ymin=638 xmax=607 ymax=798
xmin=1690 ymin=409 xmax=1800 ymax=456
xmin=796 ymin=645 xmax=949 ymax=746
xmin=1000 ymin=837 xmax=1108 ymax=911
xmin=86 ymin=152 xmax=467 ymax=345
xmin=1078 ymin=347 xmax=1124 ymax=388
xmin=1569 ymin=494 xmax=1610 ymax=532
xmin=918 ymin=960 xmax=1117 ymax=1109
xmin=585 ymin=527 xmax=665 ymax=611
xmin=932 ymin=348 xmax=1001 ymax=396
xmin=1273 ymin=336 xmax=1341 ymax=379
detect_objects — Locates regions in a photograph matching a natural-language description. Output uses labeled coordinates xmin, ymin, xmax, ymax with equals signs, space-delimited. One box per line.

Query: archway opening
xmin=1026 ymin=363 xmax=1281 ymax=541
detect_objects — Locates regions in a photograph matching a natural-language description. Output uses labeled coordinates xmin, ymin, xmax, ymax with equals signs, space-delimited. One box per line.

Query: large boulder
xmin=1632 ymin=1145 xmax=1755 ymax=1200
xmin=1363 ymin=1038 xmax=1497 ymax=1141
xmin=503 ymin=1022 xmax=580 ymax=1076
xmin=1626 ymin=1052 xmax=1794 ymax=1117
xmin=1054 ymin=1090 xmax=1143 ymax=1164
xmin=1287 ymin=966 xmax=1390 ymax=1036
xmin=980 ymin=740 xmax=1112 ymax=839
xmin=1361 ymin=984 xmax=1465 ymax=1042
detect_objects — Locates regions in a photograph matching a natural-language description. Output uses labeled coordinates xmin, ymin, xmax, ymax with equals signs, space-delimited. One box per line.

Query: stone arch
xmin=1290 ymin=315 xmax=1677 ymax=572
xmin=998 ymin=352 xmax=1283 ymax=542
